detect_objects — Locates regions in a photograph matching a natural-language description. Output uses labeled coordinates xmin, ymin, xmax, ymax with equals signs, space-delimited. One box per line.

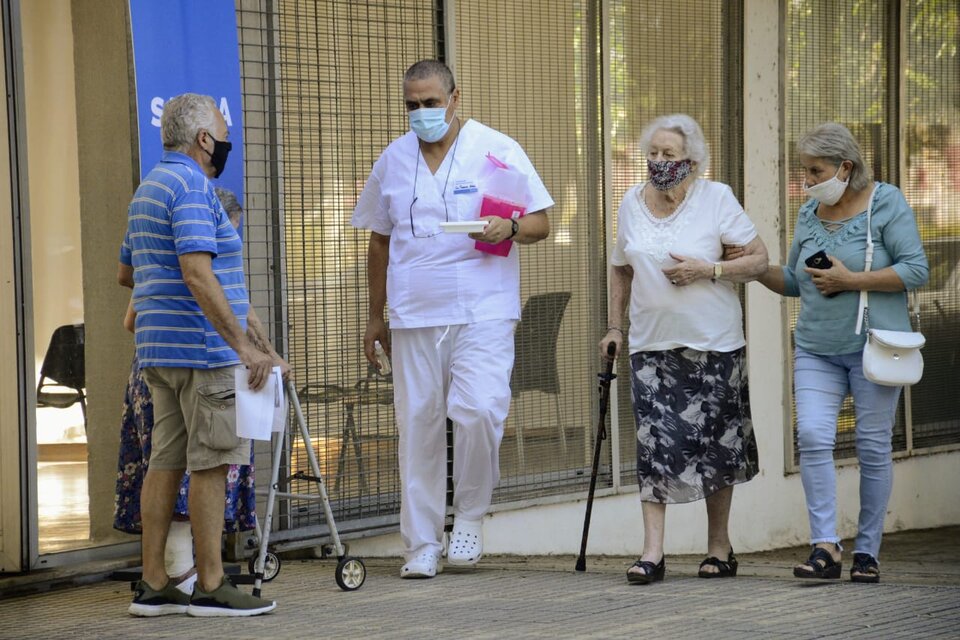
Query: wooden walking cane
xmin=575 ymin=341 xmax=617 ymax=572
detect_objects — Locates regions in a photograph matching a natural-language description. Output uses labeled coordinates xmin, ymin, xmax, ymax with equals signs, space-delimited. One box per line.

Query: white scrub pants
xmin=391 ymin=320 xmax=516 ymax=560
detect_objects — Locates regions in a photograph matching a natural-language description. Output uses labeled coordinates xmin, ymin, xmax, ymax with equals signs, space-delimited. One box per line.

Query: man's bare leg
xmin=189 ymin=465 xmax=228 ymax=592
xmin=141 ymin=468 xmax=184 ymax=588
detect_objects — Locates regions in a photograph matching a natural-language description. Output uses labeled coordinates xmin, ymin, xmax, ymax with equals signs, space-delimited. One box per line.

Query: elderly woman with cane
xmin=601 ymin=114 xmax=767 ymax=584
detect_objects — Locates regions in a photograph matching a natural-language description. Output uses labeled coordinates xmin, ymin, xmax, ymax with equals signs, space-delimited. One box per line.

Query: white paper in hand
xmin=235 ymin=366 xmax=285 ymax=441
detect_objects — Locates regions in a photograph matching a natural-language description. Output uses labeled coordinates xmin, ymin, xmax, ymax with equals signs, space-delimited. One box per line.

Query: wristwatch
xmin=508 ymin=218 xmax=520 ymax=239
xmin=713 ymin=262 xmax=723 ymax=280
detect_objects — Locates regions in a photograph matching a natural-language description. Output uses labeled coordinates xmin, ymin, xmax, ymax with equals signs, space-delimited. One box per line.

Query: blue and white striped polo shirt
xmin=120 ymin=151 xmax=248 ymax=369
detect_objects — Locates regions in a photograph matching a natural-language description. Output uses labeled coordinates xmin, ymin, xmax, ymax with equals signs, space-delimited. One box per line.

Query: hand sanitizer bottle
xmin=374 ymin=340 xmax=392 ymax=375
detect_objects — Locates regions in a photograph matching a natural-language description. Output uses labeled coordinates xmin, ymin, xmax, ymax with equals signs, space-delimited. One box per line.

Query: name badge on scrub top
xmin=452 ymin=179 xmax=478 ymax=195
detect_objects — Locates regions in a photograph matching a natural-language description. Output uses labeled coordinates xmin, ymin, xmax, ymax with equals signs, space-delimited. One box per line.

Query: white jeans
xmin=391 ymin=320 xmax=516 ymax=560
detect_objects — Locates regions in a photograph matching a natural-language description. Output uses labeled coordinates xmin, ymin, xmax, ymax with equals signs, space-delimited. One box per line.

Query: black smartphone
xmin=804 ymin=250 xmax=833 ymax=270
xmin=804 ymin=250 xmax=838 ymax=297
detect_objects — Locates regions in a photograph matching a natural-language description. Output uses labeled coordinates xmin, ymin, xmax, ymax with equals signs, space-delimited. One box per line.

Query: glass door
xmin=22 ymin=0 xmax=90 ymax=555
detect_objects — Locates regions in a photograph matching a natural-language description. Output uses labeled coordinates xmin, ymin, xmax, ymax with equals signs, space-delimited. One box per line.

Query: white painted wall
xmin=350 ymin=450 xmax=960 ymax=559
xmin=347 ymin=0 xmax=960 ymax=562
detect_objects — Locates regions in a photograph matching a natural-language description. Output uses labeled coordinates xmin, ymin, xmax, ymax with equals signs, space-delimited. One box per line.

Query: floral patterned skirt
xmin=113 ymin=356 xmax=257 ymax=534
xmin=630 ymin=347 xmax=759 ymax=504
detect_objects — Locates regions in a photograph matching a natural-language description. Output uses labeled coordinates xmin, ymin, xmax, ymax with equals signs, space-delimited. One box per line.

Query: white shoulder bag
xmin=856 ymin=185 xmax=925 ymax=386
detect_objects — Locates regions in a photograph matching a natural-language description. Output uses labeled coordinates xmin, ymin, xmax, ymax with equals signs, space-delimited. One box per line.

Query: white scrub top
xmin=352 ymin=119 xmax=554 ymax=329
xmin=611 ymin=179 xmax=758 ymax=353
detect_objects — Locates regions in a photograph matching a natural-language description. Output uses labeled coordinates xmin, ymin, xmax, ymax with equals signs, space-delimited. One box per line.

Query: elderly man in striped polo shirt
xmin=119 ymin=93 xmax=285 ymax=617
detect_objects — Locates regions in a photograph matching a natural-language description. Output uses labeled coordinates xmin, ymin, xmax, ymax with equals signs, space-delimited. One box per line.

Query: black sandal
xmin=850 ymin=553 xmax=880 ymax=583
xmin=626 ymin=557 xmax=665 ymax=584
xmin=698 ymin=549 xmax=738 ymax=578
xmin=793 ymin=545 xmax=842 ymax=579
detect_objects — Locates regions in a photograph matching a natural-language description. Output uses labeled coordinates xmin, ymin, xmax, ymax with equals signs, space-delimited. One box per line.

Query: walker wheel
xmin=248 ymin=552 xmax=281 ymax=582
xmin=335 ymin=556 xmax=366 ymax=591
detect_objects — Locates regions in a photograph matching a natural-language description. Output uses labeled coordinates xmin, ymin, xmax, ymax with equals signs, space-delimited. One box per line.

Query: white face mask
xmin=803 ymin=164 xmax=849 ymax=206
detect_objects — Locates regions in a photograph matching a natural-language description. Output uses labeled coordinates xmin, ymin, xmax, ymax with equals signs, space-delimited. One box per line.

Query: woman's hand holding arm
xmin=726 ymin=236 xmax=793 ymax=296
xmin=664 ymin=235 xmax=768 ymax=286
xmin=711 ymin=235 xmax=769 ymax=283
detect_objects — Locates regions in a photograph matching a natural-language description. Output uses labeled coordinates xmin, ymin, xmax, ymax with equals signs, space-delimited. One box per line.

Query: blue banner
xmin=129 ymin=0 xmax=244 ymax=204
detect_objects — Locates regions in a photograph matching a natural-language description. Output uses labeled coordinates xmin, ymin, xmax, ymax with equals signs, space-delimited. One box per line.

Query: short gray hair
xmin=404 ymin=59 xmax=456 ymax=95
xmin=214 ymin=187 xmax=243 ymax=227
xmin=161 ymin=93 xmax=218 ymax=152
xmin=796 ymin=122 xmax=872 ymax=191
xmin=638 ymin=114 xmax=710 ymax=178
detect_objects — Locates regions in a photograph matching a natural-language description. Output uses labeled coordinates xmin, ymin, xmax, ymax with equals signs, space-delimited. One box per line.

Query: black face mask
xmin=203 ymin=131 xmax=232 ymax=178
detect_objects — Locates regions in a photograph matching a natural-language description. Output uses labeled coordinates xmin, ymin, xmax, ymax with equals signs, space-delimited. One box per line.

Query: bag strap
xmin=855 ymin=184 xmax=878 ymax=335
xmin=855 ymin=185 xmax=922 ymax=335
xmin=909 ymin=289 xmax=921 ymax=333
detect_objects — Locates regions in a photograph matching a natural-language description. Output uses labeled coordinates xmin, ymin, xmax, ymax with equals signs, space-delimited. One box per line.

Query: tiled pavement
xmin=1 ymin=527 xmax=958 ymax=639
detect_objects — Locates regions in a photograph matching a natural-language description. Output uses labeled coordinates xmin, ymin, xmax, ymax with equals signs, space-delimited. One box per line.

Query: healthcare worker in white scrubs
xmin=352 ymin=59 xmax=553 ymax=579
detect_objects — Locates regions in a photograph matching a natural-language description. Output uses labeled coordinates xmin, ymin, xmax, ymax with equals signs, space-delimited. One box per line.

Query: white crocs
xmin=447 ymin=519 xmax=483 ymax=566
xmin=400 ymin=549 xmax=443 ymax=579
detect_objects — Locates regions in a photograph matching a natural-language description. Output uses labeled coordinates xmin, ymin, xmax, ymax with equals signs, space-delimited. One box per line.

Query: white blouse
xmin=611 ymin=179 xmax=757 ymax=353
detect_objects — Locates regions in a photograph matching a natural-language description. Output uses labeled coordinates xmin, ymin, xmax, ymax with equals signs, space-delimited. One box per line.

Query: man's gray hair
xmin=638 ymin=114 xmax=710 ymax=178
xmin=796 ymin=122 xmax=872 ymax=191
xmin=161 ymin=93 xmax=218 ymax=152
xmin=214 ymin=187 xmax=243 ymax=227
xmin=403 ymin=59 xmax=456 ymax=95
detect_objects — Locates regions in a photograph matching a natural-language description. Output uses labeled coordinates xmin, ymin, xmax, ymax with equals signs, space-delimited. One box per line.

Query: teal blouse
xmin=782 ymin=182 xmax=929 ymax=356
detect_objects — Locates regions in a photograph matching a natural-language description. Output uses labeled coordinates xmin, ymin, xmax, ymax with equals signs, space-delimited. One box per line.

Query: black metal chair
xmin=510 ymin=292 xmax=571 ymax=467
xmin=36 ymin=323 xmax=87 ymax=433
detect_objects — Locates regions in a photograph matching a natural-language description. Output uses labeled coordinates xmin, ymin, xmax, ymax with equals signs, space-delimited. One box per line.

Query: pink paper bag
xmin=475 ymin=196 xmax=525 ymax=257
xmin=475 ymin=153 xmax=526 ymax=257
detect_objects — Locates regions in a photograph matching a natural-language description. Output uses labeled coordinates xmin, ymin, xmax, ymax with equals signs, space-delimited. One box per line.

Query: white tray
xmin=439 ymin=221 xmax=488 ymax=233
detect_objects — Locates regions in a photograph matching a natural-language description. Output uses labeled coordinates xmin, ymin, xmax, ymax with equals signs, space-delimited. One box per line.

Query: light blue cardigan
xmin=782 ymin=182 xmax=929 ymax=356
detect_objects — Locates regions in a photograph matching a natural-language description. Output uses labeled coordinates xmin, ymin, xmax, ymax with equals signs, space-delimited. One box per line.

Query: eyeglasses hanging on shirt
xmin=409 ymin=127 xmax=461 ymax=238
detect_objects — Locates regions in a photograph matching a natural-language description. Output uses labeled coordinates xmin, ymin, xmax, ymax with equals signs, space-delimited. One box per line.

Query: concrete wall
xmin=0 ymin=5 xmax=23 ymax=572
xmin=71 ymin=0 xmax=139 ymax=545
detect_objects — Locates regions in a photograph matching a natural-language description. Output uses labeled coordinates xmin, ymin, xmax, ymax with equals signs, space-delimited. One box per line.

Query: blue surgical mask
xmin=409 ymin=97 xmax=453 ymax=143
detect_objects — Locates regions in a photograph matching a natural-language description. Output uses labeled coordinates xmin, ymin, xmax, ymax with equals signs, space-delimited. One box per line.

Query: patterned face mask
xmin=647 ymin=158 xmax=693 ymax=191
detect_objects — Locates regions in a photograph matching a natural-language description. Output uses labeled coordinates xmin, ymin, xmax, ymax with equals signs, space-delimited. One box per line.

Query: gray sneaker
xmin=128 ymin=579 xmax=191 ymax=617
xmin=187 ymin=577 xmax=277 ymax=617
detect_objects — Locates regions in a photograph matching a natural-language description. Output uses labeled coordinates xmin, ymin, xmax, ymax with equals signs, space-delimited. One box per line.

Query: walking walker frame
xmin=250 ymin=380 xmax=367 ymax=594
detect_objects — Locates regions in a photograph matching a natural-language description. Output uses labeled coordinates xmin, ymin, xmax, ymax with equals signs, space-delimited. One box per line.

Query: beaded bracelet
xmin=606 ymin=326 xmax=624 ymax=335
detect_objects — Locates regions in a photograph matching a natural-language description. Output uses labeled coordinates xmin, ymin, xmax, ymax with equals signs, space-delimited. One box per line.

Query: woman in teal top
xmin=753 ymin=123 xmax=928 ymax=583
